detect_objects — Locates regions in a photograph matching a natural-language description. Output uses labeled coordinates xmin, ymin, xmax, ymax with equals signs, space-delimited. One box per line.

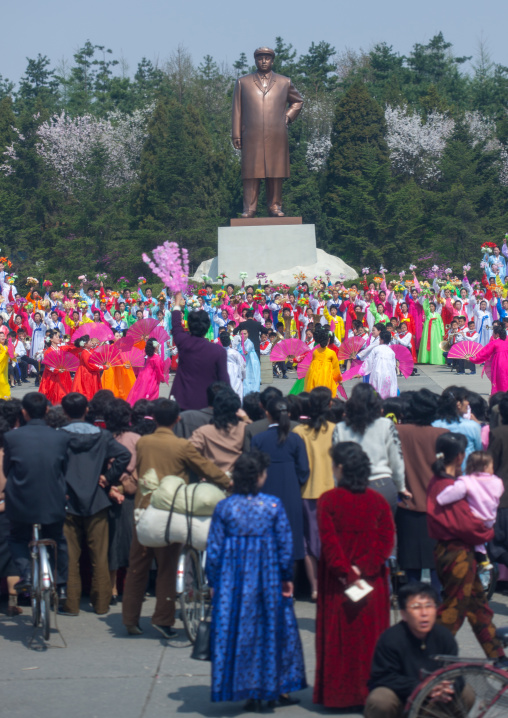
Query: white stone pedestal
xmin=218 ymin=224 xmax=317 ymax=281
xmin=192 ymin=222 xmax=358 ymax=284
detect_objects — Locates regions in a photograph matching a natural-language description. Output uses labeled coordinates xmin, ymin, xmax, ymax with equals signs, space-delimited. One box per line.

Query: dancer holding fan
xmin=304 ymin=326 xmax=342 ymax=396
xmin=127 ymin=338 xmax=166 ymax=405
xmin=71 ymin=334 xmax=103 ymax=400
xmin=93 ymin=342 xmax=136 ymax=401
xmin=39 ymin=330 xmax=80 ymax=405
xmin=469 ymin=324 xmax=508 ymax=394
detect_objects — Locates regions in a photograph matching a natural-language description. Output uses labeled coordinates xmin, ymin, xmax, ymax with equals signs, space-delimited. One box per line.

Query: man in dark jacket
xmin=233 ymin=309 xmax=263 ymax=356
xmin=61 ymin=393 xmax=130 ymax=615
xmin=365 ymin=582 xmax=467 ymax=717
xmin=4 ymin=393 xmax=70 ymax=601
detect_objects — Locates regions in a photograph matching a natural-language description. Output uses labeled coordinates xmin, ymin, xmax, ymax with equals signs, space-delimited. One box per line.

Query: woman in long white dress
xmin=220 ymin=334 xmax=245 ymax=400
xmin=368 ymin=330 xmax=398 ymax=399
xmin=233 ymin=330 xmax=260 ymax=396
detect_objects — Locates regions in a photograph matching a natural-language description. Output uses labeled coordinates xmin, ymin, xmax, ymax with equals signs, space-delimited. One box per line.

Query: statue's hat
xmin=254 ymin=47 xmax=275 ymax=59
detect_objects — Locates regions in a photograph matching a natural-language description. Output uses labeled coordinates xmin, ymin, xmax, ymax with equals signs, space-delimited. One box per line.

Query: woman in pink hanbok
xmin=127 ymin=338 xmax=166 ymax=406
xmin=470 ymin=325 xmax=508 ymax=394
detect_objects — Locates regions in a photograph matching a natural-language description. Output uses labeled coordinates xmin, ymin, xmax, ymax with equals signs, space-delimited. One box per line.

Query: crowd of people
xmin=0 ymin=240 xmax=507 ymax=405
xmin=2 ymin=240 xmax=508 ymax=713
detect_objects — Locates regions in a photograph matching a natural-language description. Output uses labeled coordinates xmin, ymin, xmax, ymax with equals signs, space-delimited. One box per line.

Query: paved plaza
xmin=1 ymin=364 xmax=499 ymax=718
xmin=7 ymin=361 xmax=493 ymax=403
xmin=2 ymin=588 xmax=508 ymax=718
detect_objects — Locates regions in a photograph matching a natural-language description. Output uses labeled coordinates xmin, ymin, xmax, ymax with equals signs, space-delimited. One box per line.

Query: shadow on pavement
xmin=166 ymin=684 xmax=353 ymax=716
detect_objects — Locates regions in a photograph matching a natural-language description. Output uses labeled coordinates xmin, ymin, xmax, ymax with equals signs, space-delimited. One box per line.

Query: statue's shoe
xmin=268 ymin=209 xmax=285 ymax=217
xmin=241 ymin=211 xmax=255 ymax=218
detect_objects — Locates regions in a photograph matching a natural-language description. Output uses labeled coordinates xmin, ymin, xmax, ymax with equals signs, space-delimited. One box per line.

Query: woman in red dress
xmin=71 ymin=334 xmax=102 ymax=400
xmin=314 ymin=441 xmax=395 ymax=709
xmin=38 ymin=330 xmax=73 ymax=405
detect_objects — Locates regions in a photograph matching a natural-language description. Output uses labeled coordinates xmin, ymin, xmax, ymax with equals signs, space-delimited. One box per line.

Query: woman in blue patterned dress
xmin=206 ymin=451 xmax=306 ymax=710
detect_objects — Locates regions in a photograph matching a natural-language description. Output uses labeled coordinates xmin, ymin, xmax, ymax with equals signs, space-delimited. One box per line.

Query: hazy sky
xmin=2 ymin=0 xmax=507 ymax=83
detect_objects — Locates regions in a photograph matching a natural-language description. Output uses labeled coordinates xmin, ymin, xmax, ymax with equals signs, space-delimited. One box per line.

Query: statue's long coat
xmin=232 ymin=72 xmax=303 ymax=179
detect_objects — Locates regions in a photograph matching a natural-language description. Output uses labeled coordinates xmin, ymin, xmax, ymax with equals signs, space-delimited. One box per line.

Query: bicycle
xmin=28 ymin=523 xmax=65 ymax=645
xmin=478 ymin=561 xmax=498 ymax=602
xmin=388 ymin=557 xmax=406 ymax=626
xmin=176 ymin=545 xmax=210 ymax=643
xmin=404 ymin=628 xmax=508 ymax=717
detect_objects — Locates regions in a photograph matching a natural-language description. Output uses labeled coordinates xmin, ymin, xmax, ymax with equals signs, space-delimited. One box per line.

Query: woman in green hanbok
xmin=418 ymin=298 xmax=445 ymax=365
xmin=368 ymin=301 xmax=391 ymax=327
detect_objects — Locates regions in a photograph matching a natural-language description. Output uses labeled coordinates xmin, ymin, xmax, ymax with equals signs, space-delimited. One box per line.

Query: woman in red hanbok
xmin=71 ymin=335 xmax=102 ymax=399
xmin=38 ymin=330 xmax=73 ymax=405
xmin=314 ymin=442 xmax=395 ymax=709
xmin=127 ymin=338 xmax=165 ymax=406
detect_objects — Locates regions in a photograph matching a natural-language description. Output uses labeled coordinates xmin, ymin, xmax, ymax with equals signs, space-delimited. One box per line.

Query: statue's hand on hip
xmin=233 ymin=138 xmax=242 ymax=150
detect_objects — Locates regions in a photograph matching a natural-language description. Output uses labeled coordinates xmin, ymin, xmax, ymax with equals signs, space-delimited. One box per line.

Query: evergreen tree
xmin=0 ymin=75 xmax=14 ymax=101
xmin=16 ymin=54 xmax=60 ymax=114
xmin=298 ymin=41 xmax=338 ymax=96
xmin=131 ymin=97 xmax=225 ymax=264
xmin=429 ymin=119 xmax=506 ymax=264
xmin=322 ymin=83 xmax=391 ymax=264
xmin=233 ymin=53 xmax=248 ymax=78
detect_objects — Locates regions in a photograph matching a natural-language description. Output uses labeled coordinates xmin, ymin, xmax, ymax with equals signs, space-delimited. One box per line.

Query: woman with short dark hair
xmin=432 ymin=385 xmax=482 ymax=465
xmin=189 ymin=389 xmax=246 ymax=472
xmin=314 ymin=441 xmax=395 ymax=709
xmin=206 ymin=451 xmax=306 ymax=710
xmin=333 ymin=384 xmax=409 ymax=513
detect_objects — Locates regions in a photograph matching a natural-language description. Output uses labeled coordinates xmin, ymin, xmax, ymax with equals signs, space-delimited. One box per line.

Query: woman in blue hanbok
xmin=206 ymin=451 xmax=306 ymax=710
xmin=234 ymin=329 xmax=260 ymax=395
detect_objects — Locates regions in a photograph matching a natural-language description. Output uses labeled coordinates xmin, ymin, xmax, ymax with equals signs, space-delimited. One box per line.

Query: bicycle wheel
xmin=40 ymin=589 xmax=51 ymax=641
xmin=179 ymin=548 xmax=205 ymax=643
xmin=405 ymin=663 xmax=508 ymax=717
xmin=31 ymin=554 xmax=40 ymax=628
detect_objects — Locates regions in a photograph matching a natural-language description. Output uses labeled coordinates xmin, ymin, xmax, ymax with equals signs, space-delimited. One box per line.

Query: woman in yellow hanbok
xmin=0 ymin=332 xmax=11 ymax=399
xmin=100 ymin=332 xmax=136 ymax=400
xmin=304 ymin=326 xmax=342 ymax=396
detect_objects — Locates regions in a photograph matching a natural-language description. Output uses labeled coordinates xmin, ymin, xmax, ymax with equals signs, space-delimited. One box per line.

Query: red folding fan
xmin=43 ymin=350 xmax=80 ymax=373
xmin=447 ymin=340 xmax=482 ymax=361
xmin=270 ymin=338 xmax=309 ymax=363
xmin=120 ymin=348 xmax=145 ymax=368
xmin=390 ymin=345 xmax=414 ymax=379
xmin=91 ymin=345 xmax=123 ymax=369
xmin=126 ymin=318 xmax=159 ymax=344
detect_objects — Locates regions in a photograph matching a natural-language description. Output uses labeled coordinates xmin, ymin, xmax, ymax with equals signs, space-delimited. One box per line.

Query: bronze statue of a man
xmin=232 ymin=47 xmax=304 ymax=218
